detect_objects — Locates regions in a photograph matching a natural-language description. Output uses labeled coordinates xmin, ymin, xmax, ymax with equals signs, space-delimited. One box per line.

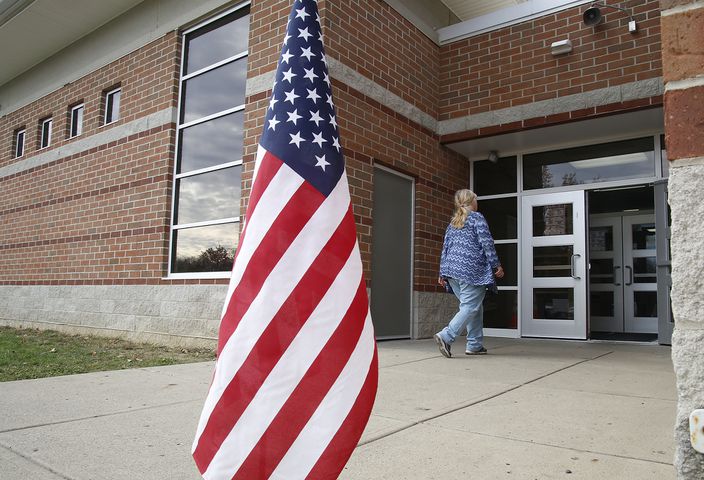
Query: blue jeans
xmin=438 ymin=279 xmax=486 ymax=352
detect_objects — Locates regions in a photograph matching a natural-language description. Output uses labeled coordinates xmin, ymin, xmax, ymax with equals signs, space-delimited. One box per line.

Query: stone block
xmin=671 ymin=328 xmax=704 ymax=477
xmin=661 ymin=7 xmax=704 ymax=83
xmin=620 ymin=78 xmax=663 ymax=102
xmin=665 ymin=86 xmax=704 ymax=160
xmin=669 ymin=164 xmax=704 ymax=323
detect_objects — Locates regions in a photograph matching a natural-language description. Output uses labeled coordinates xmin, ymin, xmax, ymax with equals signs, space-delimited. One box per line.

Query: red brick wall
xmin=247 ymin=0 xmax=440 ymax=118
xmin=244 ymin=0 xmax=467 ymax=290
xmin=440 ymin=0 xmax=662 ymax=120
xmin=1 ymin=33 xmax=180 ymax=169
xmin=0 ymin=33 xmax=185 ymax=285
xmin=661 ymin=3 xmax=704 ymax=160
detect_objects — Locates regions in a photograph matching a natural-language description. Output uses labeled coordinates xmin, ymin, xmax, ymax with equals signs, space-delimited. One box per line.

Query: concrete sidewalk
xmin=0 ymin=338 xmax=676 ymax=479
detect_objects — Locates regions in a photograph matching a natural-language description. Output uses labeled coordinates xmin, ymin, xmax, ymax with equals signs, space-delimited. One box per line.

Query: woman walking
xmin=435 ymin=189 xmax=504 ymax=357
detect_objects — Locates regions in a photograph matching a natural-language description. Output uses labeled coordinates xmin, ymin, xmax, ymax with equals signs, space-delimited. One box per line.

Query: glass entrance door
xmin=521 ymin=191 xmax=587 ymax=339
xmin=589 ymin=217 xmax=624 ymax=332
xmin=588 ymin=213 xmax=657 ymax=334
xmin=623 ymin=215 xmax=658 ymax=333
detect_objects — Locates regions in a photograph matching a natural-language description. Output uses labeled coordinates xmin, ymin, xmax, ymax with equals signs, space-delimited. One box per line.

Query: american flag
xmin=192 ymin=1 xmax=378 ymax=478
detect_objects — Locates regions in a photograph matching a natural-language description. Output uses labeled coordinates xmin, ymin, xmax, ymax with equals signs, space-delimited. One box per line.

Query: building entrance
xmin=588 ymin=186 xmax=658 ymax=340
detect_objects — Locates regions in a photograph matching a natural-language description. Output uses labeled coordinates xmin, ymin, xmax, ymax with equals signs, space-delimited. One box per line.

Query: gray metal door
xmin=370 ymin=166 xmax=413 ymax=339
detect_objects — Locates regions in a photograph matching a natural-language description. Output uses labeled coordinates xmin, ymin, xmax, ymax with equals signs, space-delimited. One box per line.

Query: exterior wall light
xmin=583 ymin=2 xmax=637 ymax=33
xmin=488 ymin=150 xmax=499 ymax=163
xmin=550 ymin=39 xmax=573 ymax=56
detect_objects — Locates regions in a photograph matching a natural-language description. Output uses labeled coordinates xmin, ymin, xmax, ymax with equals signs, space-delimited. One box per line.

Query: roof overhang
xmin=0 ymin=0 xmax=144 ymax=86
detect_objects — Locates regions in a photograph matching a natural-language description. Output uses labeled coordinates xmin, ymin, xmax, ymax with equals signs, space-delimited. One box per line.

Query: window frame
xmin=39 ymin=117 xmax=52 ymax=149
xmin=14 ymin=128 xmax=26 ymax=158
xmin=69 ymin=103 xmax=84 ymax=138
xmin=167 ymin=1 xmax=251 ymax=279
xmin=103 ymin=88 xmax=121 ymax=125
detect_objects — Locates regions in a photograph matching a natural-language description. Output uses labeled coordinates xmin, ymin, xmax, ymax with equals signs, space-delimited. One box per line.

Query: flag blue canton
xmin=259 ymin=0 xmax=344 ymax=197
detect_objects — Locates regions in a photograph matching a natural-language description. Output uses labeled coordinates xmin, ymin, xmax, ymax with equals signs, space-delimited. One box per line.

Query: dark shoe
xmin=465 ymin=347 xmax=487 ymax=355
xmin=434 ymin=333 xmax=452 ymax=358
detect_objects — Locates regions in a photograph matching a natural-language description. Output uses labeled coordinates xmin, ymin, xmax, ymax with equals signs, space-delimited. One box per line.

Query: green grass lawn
xmin=0 ymin=326 xmax=216 ymax=382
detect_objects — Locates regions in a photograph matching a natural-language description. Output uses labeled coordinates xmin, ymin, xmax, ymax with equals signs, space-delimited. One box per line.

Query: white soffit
xmin=441 ymin=0 xmax=529 ymax=21
xmin=0 ymin=0 xmax=145 ymax=86
xmin=437 ymin=0 xmax=593 ymax=44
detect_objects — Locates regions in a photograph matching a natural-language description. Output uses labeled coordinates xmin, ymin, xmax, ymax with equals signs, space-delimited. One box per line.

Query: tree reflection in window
xmin=170 ymin=5 xmax=250 ymax=275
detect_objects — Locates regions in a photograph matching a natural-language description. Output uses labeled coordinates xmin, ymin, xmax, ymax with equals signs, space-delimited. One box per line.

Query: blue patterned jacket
xmin=439 ymin=211 xmax=500 ymax=286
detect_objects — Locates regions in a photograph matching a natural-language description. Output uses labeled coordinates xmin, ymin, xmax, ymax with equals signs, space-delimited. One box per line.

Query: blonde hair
xmin=450 ymin=189 xmax=477 ymax=228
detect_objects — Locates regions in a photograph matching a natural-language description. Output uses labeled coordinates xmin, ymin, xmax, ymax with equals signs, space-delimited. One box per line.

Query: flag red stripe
xmin=231 ymin=277 xmax=369 ymax=479
xmin=217 ymin=178 xmax=325 ymax=352
xmin=305 ymin=347 xmax=379 ymax=480
xmin=231 ymin=151 xmax=284 ymax=266
xmin=245 ymin=151 xmax=283 ymax=219
xmin=193 ymin=207 xmax=357 ymax=471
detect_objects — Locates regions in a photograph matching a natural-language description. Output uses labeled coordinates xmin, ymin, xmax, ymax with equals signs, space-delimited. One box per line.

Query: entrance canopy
xmin=445 ymin=108 xmax=664 ymax=162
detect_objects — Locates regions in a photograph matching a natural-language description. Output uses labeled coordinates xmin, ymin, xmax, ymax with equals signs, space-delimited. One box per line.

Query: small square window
xmin=14 ymin=129 xmax=26 ymax=158
xmin=40 ymin=118 xmax=52 ymax=149
xmin=70 ymin=104 xmax=84 ymax=137
xmin=104 ymin=88 xmax=121 ymax=125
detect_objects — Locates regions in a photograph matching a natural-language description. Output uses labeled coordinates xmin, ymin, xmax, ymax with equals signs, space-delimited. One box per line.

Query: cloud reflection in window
xmin=176 ymin=166 xmax=241 ymax=225
xmin=185 ymin=14 xmax=249 ymax=75
xmin=178 ymin=111 xmax=244 ymax=173
xmin=182 ymin=60 xmax=247 ymax=124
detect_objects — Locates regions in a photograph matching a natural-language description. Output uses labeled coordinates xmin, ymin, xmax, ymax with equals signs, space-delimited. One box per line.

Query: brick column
xmin=660 ymin=1 xmax=704 ymax=477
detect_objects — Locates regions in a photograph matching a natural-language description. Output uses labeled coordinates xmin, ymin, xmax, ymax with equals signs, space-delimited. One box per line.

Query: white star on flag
xmin=284 ymin=88 xmax=299 ymax=104
xmin=281 ymin=50 xmax=293 ymax=63
xmin=309 ymin=110 xmax=324 ymax=126
xmin=268 ymin=116 xmax=280 ymax=131
xmin=289 ymin=131 xmax=305 ymax=147
xmin=298 ymin=27 xmax=312 ymax=41
xmin=303 ymin=67 xmax=318 ymax=82
xmin=312 ymin=131 xmax=327 ymax=148
xmin=287 ymin=109 xmax=303 ymax=125
xmin=307 ymin=88 xmax=321 ymax=102
xmin=300 ymin=46 xmax=315 ymax=61
xmin=315 ymin=154 xmax=330 ymax=171
xmin=295 ymin=7 xmax=309 ymax=20
xmin=282 ymin=68 xmax=297 ymax=83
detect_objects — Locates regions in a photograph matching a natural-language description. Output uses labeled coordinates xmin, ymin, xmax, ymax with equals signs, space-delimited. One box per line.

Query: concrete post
xmin=660 ymin=0 xmax=704 ymax=477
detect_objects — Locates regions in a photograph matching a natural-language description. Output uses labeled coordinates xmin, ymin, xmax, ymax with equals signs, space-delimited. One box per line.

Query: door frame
xmin=520 ymin=190 xmax=588 ymax=339
xmin=370 ymin=164 xmax=415 ymax=340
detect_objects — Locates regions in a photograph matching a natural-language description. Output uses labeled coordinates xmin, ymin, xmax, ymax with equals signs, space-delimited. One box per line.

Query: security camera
xmin=583 ymin=6 xmax=602 ymax=26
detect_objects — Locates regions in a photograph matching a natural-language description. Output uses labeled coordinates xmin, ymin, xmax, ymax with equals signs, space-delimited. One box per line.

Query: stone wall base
xmin=0 ymin=286 xmax=469 ymax=346
xmin=0 ymin=285 xmax=226 ymax=348
xmin=413 ymin=290 xmax=458 ymax=339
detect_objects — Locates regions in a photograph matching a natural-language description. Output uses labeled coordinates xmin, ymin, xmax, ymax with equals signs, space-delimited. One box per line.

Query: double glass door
xmin=589 ymin=214 xmax=658 ymax=333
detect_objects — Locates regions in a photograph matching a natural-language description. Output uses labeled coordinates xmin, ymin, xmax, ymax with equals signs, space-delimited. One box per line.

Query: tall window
xmin=104 ymin=88 xmax=121 ymax=125
xmin=472 ymin=155 xmax=519 ymax=330
xmin=14 ymin=129 xmax=25 ymax=158
xmin=40 ymin=118 xmax=52 ymax=149
xmin=70 ymin=104 xmax=84 ymax=137
xmin=170 ymin=5 xmax=250 ymax=275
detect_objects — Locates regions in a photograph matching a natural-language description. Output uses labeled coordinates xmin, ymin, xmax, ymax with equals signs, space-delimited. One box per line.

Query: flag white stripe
xmin=203 ymin=244 xmax=363 ymax=480
xmin=193 ymin=171 xmax=352 ymax=448
xmin=220 ymin=156 xmax=304 ymax=319
xmin=270 ymin=309 xmax=375 ymax=480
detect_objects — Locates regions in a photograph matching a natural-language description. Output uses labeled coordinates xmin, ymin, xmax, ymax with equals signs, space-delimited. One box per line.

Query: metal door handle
xmin=613 ymin=265 xmax=621 ymax=286
xmin=571 ymin=254 xmax=581 ymax=280
xmin=625 ymin=265 xmax=633 ymax=286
